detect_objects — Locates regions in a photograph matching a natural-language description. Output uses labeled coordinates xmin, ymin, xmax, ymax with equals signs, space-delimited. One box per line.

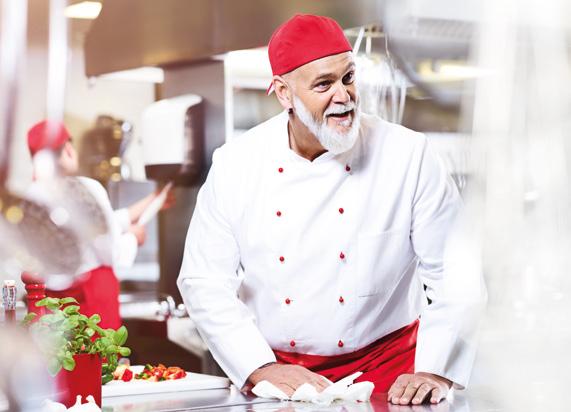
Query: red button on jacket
xmin=338 ymin=340 xmax=344 ymax=348
xmin=290 ymin=340 xmax=296 ymax=347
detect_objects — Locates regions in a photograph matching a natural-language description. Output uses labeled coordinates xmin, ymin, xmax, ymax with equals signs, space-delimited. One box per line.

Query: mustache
xmin=324 ymin=101 xmax=357 ymax=117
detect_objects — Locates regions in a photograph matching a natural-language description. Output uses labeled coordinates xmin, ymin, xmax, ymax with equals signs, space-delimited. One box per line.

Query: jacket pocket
xmin=356 ymin=228 xmax=414 ymax=297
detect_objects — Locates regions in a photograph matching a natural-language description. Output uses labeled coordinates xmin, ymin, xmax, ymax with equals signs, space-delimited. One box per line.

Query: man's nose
xmin=331 ymin=81 xmax=351 ymax=104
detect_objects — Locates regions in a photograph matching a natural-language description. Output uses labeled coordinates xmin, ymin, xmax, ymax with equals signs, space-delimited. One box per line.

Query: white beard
xmin=292 ymin=95 xmax=361 ymax=155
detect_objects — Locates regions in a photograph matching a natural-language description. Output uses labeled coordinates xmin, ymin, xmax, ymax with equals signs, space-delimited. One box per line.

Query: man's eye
xmin=343 ymin=71 xmax=355 ymax=84
xmin=315 ymin=81 xmax=331 ymax=90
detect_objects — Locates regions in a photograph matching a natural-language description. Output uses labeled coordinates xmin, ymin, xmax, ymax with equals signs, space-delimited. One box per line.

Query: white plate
xmin=102 ymin=365 xmax=230 ymax=398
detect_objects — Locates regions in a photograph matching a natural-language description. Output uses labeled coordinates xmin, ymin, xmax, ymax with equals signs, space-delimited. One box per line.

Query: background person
xmin=26 ymin=119 xmax=173 ymax=328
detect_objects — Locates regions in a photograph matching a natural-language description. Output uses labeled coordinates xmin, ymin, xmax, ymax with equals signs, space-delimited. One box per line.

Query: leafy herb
xmin=23 ymin=297 xmax=131 ymax=385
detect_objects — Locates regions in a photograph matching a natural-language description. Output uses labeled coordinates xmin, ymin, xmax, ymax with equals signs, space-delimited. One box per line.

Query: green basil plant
xmin=23 ymin=297 xmax=131 ymax=385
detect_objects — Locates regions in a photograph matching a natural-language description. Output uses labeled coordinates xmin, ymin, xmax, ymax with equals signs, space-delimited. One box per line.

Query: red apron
xmin=273 ymin=319 xmax=419 ymax=393
xmin=47 ymin=265 xmax=121 ymax=330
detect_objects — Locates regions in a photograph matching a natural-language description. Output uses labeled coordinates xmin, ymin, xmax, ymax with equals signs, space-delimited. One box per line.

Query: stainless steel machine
xmin=140 ymin=94 xmax=205 ymax=303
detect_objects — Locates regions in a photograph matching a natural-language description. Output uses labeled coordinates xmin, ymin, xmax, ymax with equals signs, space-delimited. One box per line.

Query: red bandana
xmin=27 ymin=120 xmax=71 ymax=156
xmin=267 ymin=14 xmax=352 ymax=94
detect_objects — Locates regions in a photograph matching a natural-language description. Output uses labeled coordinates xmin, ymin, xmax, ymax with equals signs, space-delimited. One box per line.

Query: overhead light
xmin=417 ymin=59 xmax=491 ymax=82
xmin=98 ymin=67 xmax=164 ymax=83
xmin=64 ymin=1 xmax=102 ymax=20
xmin=437 ymin=62 xmax=491 ymax=79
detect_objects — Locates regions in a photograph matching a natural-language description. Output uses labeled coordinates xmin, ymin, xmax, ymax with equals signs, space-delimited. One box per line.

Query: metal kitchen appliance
xmin=140 ymin=94 xmax=205 ymax=303
xmin=142 ymin=94 xmax=204 ymax=186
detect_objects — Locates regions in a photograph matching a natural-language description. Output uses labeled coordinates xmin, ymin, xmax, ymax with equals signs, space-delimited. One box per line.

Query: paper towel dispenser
xmin=141 ymin=94 xmax=204 ymax=185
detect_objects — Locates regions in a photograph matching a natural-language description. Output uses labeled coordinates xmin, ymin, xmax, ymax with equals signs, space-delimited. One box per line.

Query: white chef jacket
xmin=178 ymin=111 xmax=486 ymax=390
xmin=27 ymin=176 xmax=138 ymax=277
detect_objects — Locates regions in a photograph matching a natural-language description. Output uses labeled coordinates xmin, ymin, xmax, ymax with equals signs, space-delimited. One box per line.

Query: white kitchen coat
xmin=27 ymin=176 xmax=138 ymax=278
xmin=178 ymin=111 xmax=487 ymax=390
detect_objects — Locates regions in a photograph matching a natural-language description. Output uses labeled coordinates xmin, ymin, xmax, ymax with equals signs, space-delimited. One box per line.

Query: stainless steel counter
xmin=102 ymin=386 xmax=488 ymax=412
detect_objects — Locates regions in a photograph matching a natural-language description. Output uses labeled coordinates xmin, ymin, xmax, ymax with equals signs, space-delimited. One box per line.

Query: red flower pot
xmin=55 ymin=354 xmax=102 ymax=408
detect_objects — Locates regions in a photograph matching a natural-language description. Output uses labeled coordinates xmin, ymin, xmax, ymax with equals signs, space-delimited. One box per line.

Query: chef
xmin=26 ymin=119 xmax=170 ymax=329
xmin=178 ymin=14 xmax=486 ymax=406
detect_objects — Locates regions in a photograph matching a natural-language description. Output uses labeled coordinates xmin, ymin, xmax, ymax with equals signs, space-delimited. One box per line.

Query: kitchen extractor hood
xmin=84 ymin=0 xmax=382 ymax=77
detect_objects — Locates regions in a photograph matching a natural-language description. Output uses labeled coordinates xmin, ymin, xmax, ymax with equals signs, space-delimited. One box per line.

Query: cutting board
xmin=102 ymin=366 xmax=231 ymax=397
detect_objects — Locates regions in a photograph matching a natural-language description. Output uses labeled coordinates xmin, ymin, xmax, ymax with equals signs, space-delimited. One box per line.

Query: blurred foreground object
xmin=0 ymin=1 xmax=115 ymax=410
xmin=0 ymin=325 xmax=53 ymax=411
xmin=0 ymin=0 xmax=85 ymax=276
xmin=455 ymin=0 xmax=571 ymax=410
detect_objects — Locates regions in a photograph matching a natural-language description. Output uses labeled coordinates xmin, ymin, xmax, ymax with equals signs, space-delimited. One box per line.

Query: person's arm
xmin=125 ymin=193 xmax=156 ymax=224
xmin=389 ymin=136 xmax=487 ymax=405
xmin=123 ymin=185 xmax=175 ymax=225
xmin=177 ymin=148 xmax=277 ymax=389
xmin=114 ymin=191 xmax=167 ymax=229
xmin=111 ymin=193 xmax=154 ymax=229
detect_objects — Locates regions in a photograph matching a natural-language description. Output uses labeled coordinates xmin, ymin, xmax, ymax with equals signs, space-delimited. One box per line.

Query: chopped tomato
xmin=164 ymin=367 xmax=186 ymax=380
xmin=133 ymin=363 xmax=186 ymax=381
xmin=121 ymin=368 xmax=133 ymax=382
xmin=168 ymin=370 xmax=186 ymax=380
xmin=113 ymin=364 xmax=130 ymax=381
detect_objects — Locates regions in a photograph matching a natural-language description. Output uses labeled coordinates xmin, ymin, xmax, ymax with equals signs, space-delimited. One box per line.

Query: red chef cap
xmin=267 ymin=14 xmax=353 ymax=94
xmin=27 ymin=120 xmax=71 ymax=157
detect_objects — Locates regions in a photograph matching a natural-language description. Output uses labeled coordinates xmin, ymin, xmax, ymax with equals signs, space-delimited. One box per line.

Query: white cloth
xmin=252 ymin=372 xmax=374 ymax=405
xmin=178 ymin=111 xmax=486 ymax=390
xmin=27 ymin=176 xmax=138 ymax=275
xmin=43 ymin=395 xmax=101 ymax=412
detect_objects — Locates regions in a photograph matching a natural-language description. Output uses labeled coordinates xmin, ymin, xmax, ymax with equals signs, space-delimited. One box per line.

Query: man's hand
xmin=248 ymin=363 xmax=329 ymax=397
xmin=388 ymin=372 xmax=452 ymax=405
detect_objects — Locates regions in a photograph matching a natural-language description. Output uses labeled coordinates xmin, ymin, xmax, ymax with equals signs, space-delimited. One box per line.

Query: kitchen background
xmin=1 ymin=1 xmax=570 ymax=411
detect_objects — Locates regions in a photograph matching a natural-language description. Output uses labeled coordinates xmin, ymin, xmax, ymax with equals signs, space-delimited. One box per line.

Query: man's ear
xmin=62 ymin=141 xmax=73 ymax=156
xmin=273 ymin=75 xmax=293 ymax=111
